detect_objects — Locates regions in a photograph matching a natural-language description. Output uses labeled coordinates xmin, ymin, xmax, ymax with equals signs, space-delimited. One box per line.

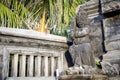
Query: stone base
xmin=109 ymin=77 xmax=120 ymax=80
xmin=59 ymin=74 xmax=108 ymax=80
xmin=103 ymin=50 xmax=120 ymax=66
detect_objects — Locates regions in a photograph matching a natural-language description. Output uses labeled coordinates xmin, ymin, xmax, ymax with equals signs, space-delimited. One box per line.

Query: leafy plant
xmin=48 ymin=0 xmax=89 ymax=37
xmin=0 ymin=0 xmax=89 ymax=37
xmin=0 ymin=0 xmax=42 ymax=29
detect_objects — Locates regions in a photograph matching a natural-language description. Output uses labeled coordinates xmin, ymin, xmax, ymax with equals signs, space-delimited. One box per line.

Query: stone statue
xmin=60 ymin=0 xmax=120 ymax=78
xmin=69 ymin=7 xmax=95 ymax=67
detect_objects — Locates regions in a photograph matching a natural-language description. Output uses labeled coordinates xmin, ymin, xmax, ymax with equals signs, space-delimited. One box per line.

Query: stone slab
xmin=59 ymin=74 xmax=108 ymax=80
xmin=0 ymin=27 xmax=67 ymax=43
xmin=6 ymin=77 xmax=55 ymax=80
xmin=101 ymin=0 xmax=120 ymax=13
xmin=103 ymin=50 xmax=120 ymax=66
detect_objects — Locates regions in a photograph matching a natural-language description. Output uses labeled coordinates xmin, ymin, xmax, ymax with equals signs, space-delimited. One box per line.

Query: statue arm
xmin=70 ymin=28 xmax=74 ymax=38
xmin=70 ymin=18 xmax=90 ymax=38
xmin=75 ymin=27 xmax=89 ymax=37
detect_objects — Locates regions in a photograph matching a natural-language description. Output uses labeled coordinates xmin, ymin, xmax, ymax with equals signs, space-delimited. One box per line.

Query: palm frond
xmin=0 ymin=0 xmax=89 ymax=37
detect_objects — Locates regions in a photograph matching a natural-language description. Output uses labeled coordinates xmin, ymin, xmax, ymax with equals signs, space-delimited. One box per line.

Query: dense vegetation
xmin=0 ymin=0 xmax=89 ymax=37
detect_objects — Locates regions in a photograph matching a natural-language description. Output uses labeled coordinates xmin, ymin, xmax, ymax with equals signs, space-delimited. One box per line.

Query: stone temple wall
xmin=101 ymin=0 xmax=120 ymax=67
xmin=78 ymin=0 xmax=120 ymax=67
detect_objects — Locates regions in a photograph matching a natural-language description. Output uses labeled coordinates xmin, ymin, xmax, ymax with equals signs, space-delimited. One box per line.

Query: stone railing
xmin=0 ymin=27 xmax=68 ymax=80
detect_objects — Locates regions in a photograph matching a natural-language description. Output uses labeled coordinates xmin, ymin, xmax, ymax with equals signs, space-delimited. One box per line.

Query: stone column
xmin=0 ymin=46 xmax=9 ymax=80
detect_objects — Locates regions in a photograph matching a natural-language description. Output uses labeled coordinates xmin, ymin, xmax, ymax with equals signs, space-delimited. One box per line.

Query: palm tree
xmin=0 ymin=0 xmax=89 ymax=37
xmin=48 ymin=0 xmax=88 ymax=37
xmin=0 ymin=0 xmax=44 ymax=29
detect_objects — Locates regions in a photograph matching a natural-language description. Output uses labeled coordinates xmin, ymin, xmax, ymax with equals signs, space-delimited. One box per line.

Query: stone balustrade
xmin=0 ymin=27 xmax=68 ymax=80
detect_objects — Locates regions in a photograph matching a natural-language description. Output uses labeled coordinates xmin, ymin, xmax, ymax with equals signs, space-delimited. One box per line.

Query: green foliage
xmin=0 ymin=0 xmax=89 ymax=37
xmin=48 ymin=0 xmax=89 ymax=37
xmin=95 ymin=61 xmax=102 ymax=69
xmin=96 ymin=61 xmax=101 ymax=66
xmin=0 ymin=0 xmax=42 ymax=29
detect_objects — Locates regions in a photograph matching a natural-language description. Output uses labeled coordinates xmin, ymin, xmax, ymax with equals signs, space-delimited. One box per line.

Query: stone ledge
xmin=0 ymin=27 xmax=67 ymax=43
xmin=6 ymin=77 xmax=55 ymax=80
xmin=59 ymin=74 xmax=108 ymax=80
xmin=109 ymin=77 xmax=120 ymax=80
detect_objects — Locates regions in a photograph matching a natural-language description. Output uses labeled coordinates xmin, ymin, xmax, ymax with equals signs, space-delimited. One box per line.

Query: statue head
xmin=76 ymin=7 xmax=89 ymax=28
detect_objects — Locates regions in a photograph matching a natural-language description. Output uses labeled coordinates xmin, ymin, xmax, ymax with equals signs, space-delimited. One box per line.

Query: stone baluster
xmin=28 ymin=55 xmax=34 ymax=77
xmin=35 ymin=56 xmax=41 ymax=77
xmin=58 ymin=57 xmax=61 ymax=70
xmin=44 ymin=56 xmax=48 ymax=76
xmin=19 ymin=55 xmax=26 ymax=77
xmin=51 ymin=57 xmax=55 ymax=76
xmin=2 ymin=47 xmax=9 ymax=80
xmin=13 ymin=54 xmax=18 ymax=77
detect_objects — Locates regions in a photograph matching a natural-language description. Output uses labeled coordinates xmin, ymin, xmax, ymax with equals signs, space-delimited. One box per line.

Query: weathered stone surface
xmin=101 ymin=61 xmax=119 ymax=75
xmin=90 ymin=20 xmax=103 ymax=56
xmin=69 ymin=6 xmax=95 ymax=67
xmin=67 ymin=0 xmax=120 ymax=78
xmin=104 ymin=14 xmax=120 ymax=51
xmin=105 ymin=41 xmax=120 ymax=51
xmin=100 ymin=0 xmax=120 ymax=76
xmin=103 ymin=50 xmax=120 ymax=66
xmin=59 ymin=74 xmax=108 ymax=80
xmin=0 ymin=27 xmax=68 ymax=79
xmin=3 ymin=48 xmax=9 ymax=80
xmin=1 ymin=0 xmax=120 ymax=79
xmin=104 ymin=14 xmax=120 ymax=40
xmin=101 ymin=0 xmax=120 ymax=13
xmin=6 ymin=77 xmax=55 ymax=80
xmin=0 ymin=27 xmax=67 ymax=43
xmin=0 ymin=35 xmax=67 ymax=51
xmin=109 ymin=77 xmax=120 ymax=80
xmin=78 ymin=0 xmax=104 ymax=56
xmin=101 ymin=50 xmax=120 ymax=76
xmin=76 ymin=0 xmax=99 ymax=17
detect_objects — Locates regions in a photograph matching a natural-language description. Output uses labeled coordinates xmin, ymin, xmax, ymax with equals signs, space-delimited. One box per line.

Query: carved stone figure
xmin=60 ymin=1 xmax=120 ymax=79
xmin=69 ymin=7 xmax=95 ymax=67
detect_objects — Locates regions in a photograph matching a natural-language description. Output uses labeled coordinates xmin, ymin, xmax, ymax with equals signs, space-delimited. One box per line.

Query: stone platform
xmin=59 ymin=74 xmax=108 ymax=80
